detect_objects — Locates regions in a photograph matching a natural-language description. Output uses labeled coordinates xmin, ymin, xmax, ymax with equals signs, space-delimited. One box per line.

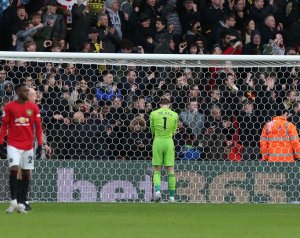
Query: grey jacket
xmin=179 ymin=109 xmax=205 ymax=135
xmin=16 ymin=27 xmax=38 ymax=51
xmin=162 ymin=0 xmax=182 ymax=36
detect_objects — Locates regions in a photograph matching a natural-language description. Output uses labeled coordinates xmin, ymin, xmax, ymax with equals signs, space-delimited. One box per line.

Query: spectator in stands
xmin=218 ymin=31 xmax=243 ymax=55
xmin=264 ymin=33 xmax=285 ymax=55
xmin=69 ymin=0 xmax=93 ymax=52
xmin=60 ymin=63 xmax=80 ymax=90
xmin=237 ymin=99 xmax=261 ymax=160
xmin=204 ymin=87 xmax=222 ymax=112
xmin=31 ymin=13 xmax=52 ymax=51
xmin=213 ymin=13 xmax=240 ymax=45
xmin=96 ymin=71 xmax=121 ymax=104
xmin=249 ymin=0 xmax=274 ymax=27
xmin=139 ymin=0 xmax=159 ymax=33
xmin=119 ymin=38 xmax=133 ymax=53
xmin=23 ymin=40 xmax=37 ymax=52
xmin=125 ymin=116 xmax=152 ymax=159
xmin=188 ymin=84 xmax=201 ymax=99
xmin=84 ymin=27 xmax=102 ymax=53
xmin=16 ymin=20 xmax=44 ymax=51
xmin=241 ymin=19 xmax=256 ymax=45
xmin=162 ymin=0 xmax=182 ymax=40
xmin=219 ymin=72 xmax=241 ymax=116
xmin=153 ymin=33 xmax=175 ymax=54
xmin=23 ymin=75 xmax=36 ymax=89
xmin=105 ymin=0 xmax=127 ymax=40
xmin=48 ymin=40 xmax=62 ymax=52
xmin=42 ymin=0 xmax=66 ymax=40
xmin=179 ymin=98 xmax=205 ymax=136
xmin=233 ymin=0 xmax=248 ymax=32
xmin=2 ymin=4 xmax=27 ymax=50
xmin=281 ymin=90 xmax=299 ymax=112
xmin=184 ymin=21 xmax=206 ymax=49
xmin=2 ymin=81 xmax=15 ymax=103
xmin=260 ymin=14 xmax=280 ymax=45
xmin=98 ymin=13 xmax=121 ymax=53
xmin=0 ymin=68 xmax=8 ymax=97
xmin=106 ymin=95 xmax=126 ymax=123
xmin=130 ymin=96 xmax=146 ymax=117
xmin=130 ymin=12 xmax=155 ymax=53
xmin=202 ymin=0 xmax=224 ymax=42
xmin=70 ymin=78 xmax=94 ymax=104
xmin=284 ymin=14 xmax=300 ymax=48
xmin=172 ymin=71 xmax=189 ymax=110
xmin=199 ymin=120 xmax=226 ymax=160
xmin=150 ymin=17 xmax=170 ymax=48
xmin=119 ymin=70 xmax=142 ymax=102
xmin=177 ymin=0 xmax=201 ymax=35
xmin=224 ymin=135 xmax=243 ymax=161
xmin=43 ymin=73 xmax=62 ymax=103
xmin=242 ymin=30 xmax=263 ymax=55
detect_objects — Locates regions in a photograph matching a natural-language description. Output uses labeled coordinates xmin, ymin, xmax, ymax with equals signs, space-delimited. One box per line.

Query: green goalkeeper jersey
xmin=150 ymin=108 xmax=178 ymax=139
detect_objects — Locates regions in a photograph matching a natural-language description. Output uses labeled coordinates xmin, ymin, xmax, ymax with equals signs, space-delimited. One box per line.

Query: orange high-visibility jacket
xmin=260 ymin=116 xmax=300 ymax=162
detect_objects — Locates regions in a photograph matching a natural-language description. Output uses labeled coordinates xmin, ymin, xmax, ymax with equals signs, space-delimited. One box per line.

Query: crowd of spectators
xmin=0 ymin=0 xmax=300 ymax=161
xmin=1 ymin=0 xmax=300 ymax=54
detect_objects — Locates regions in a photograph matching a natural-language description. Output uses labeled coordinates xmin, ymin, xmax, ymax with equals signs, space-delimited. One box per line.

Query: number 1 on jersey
xmin=163 ymin=117 xmax=167 ymax=130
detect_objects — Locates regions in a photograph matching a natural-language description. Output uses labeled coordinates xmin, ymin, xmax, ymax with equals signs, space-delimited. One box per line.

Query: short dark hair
xmin=188 ymin=97 xmax=198 ymax=104
xmin=23 ymin=40 xmax=36 ymax=50
xmin=156 ymin=17 xmax=167 ymax=26
xmin=120 ymin=39 xmax=133 ymax=50
xmin=224 ymin=13 xmax=235 ymax=21
xmin=160 ymin=99 xmax=170 ymax=105
xmin=31 ymin=13 xmax=41 ymax=19
xmin=220 ymin=31 xmax=230 ymax=40
xmin=14 ymin=83 xmax=27 ymax=92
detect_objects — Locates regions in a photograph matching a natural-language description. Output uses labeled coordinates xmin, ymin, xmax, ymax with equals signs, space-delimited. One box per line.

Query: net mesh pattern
xmin=0 ymin=56 xmax=300 ymax=203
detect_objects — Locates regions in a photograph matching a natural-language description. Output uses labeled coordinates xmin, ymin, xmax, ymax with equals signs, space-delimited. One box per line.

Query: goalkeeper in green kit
xmin=150 ymin=99 xmax=178 ymax=202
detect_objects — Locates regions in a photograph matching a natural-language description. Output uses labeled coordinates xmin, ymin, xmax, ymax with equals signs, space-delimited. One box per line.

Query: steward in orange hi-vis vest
xmin=260 ymin=111 xmax=300 ymax=162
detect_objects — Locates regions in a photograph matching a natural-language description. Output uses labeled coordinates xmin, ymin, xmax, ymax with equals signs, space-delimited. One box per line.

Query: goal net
xmin=0 ymin=52 xmax=300 ymax=203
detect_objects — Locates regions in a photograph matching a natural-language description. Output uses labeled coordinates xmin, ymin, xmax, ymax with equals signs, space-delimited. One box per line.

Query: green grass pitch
xmin=1 ymin=203 xmax=300 ymax=238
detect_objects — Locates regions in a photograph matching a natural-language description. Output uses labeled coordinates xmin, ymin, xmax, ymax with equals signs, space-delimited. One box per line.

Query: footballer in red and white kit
xmin=0 ymin=84 xmax=43 ymax=213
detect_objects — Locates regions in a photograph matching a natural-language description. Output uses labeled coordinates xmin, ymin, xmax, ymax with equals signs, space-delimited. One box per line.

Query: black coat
xmin=248 ymin=5 xmax=273 ymax=26
xmin=259 ymin=24 xmax=279 ymax=45
xmin=42 ymin=11 xmax=66 ymax=40
xmin=242 ymin=42 xmax=263 ymax=55
xmin=69 ymin=4 xmax=93 ymax=51
xmin=178 ymin=9 xmax=202 ymax=35
xmin=237 ymin=110 xmax=262 ymax=147
xmin=132 ymin=25 xmax=155 ymax=53
xmin=123 ymin=131 xmax=152 ymax=159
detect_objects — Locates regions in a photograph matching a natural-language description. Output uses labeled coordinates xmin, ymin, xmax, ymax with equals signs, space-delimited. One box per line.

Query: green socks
xmin=153 ymin=171 xmax=161 ymax=192
xmin=153 ymin=171 xmax=176 ymax=197
xmin=168 ymin=173 xmax=176 ymax=197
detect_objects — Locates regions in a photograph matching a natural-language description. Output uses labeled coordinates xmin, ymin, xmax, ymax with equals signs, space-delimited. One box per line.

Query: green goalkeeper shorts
xmin=152 ymin=138 xmax=175 ymax=166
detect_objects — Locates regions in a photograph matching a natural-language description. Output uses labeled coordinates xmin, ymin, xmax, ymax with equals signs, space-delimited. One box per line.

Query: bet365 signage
xmin=55 ymin=164 xmax=294 ymax=203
